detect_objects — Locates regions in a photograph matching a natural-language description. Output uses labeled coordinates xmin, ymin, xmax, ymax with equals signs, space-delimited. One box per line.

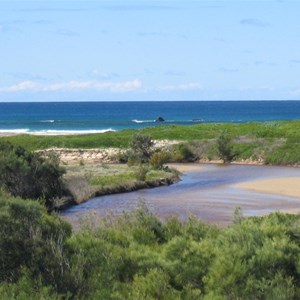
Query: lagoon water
xmin=1 ymin=101 xmax=300 ymax=134
xmin=61 ymin=164 xmax=300 ymax=226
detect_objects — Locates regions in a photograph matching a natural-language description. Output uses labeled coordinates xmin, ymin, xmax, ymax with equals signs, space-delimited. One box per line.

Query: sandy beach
xmin=167 ymin=163 xmax=203 ymax=173
xmin=238 ymin=177 xmax=300 ymax=200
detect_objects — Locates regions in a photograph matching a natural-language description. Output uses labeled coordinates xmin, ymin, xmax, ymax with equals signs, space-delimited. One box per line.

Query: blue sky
xmin=0 ymin=0 xmax=300 ymax=101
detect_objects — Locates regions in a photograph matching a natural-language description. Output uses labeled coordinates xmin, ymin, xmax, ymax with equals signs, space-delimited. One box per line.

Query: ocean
xmin=1 ymin=101 xmax=300 ymax=134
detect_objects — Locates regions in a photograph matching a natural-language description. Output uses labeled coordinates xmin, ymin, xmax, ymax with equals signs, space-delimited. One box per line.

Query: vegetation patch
xmin=2 ymin=120 xmax=300 ymax=151
xmin=65 ymin=163 xmax=179 ymax=204
xmin=1 ymin=195 xmax=300 ymax=299
xmin=3 ymin=120 xmax=300 ymax=166
xmin=0 ymin=141 xmax=70 ymax=211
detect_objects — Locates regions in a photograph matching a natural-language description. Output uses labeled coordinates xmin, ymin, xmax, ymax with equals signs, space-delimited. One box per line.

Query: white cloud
xmin=0 ymin=81 xmax=38 ymax=92
xmin=0 ymin=79 xmax=142 ymax=93
xmin=159 ymin=82 xmax=202 ymax=91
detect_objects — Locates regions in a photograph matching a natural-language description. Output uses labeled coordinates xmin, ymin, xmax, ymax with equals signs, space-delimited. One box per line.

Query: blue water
xmin=1 ymin=101 xmax=300 ymax=134
xmin=62 ymin=164 xmax=300 ymax=226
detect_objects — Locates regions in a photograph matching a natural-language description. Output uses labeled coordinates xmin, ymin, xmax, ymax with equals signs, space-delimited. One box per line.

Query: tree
xmin=217 ymin=131 xmax=234 ymax=163
xmin=130 ymin=133 xmax=154 ymax=162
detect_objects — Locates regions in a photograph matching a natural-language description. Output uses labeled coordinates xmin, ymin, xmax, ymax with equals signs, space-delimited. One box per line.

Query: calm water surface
xmin=61 ymin=164 xmax=300 ymax=226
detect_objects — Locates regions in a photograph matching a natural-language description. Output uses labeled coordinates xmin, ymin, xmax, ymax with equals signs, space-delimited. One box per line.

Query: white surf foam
xmin=0 ymin=129 xmax=30 ymax=134
xmin=132 ymin=119 xmax=155 ymax=124
xmin=28 ymin=129 xmax=116 ymax=135
xmin=40 ymin=120 xmax=55 ymax=123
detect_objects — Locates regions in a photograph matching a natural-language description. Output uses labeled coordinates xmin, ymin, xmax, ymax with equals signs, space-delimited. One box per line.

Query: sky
xmin=0 ymin=0 xmax=300 ymax=102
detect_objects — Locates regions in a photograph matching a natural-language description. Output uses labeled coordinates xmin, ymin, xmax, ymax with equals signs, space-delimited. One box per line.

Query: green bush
xmin=0 ymin=197 xmax=71 ymax=285
xmin=172 ymin=144 xmax=197 ymax=162
xmin=135 ymin=164 xmax=148 ymax=181
xmin=130 ymin=133 xmax=154 ymax=162
xmin=217 ymin=131 xmax=234 ymax=163
xmin=1 ymin=194 xmax=300 ymax=299
xmin=0 ymin=142 xmax=67 ymax=210
xmin=265 ymin=141 xmax=300 ymax=165
xmin=149 ymin=151 xmax=170 ymax=169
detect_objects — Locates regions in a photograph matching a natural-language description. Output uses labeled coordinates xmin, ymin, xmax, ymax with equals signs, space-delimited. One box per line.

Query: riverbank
xmin=56 ymin=162 xmax=180 ymax=210
xmin=36 ymin=148 xmax=271 ymax=167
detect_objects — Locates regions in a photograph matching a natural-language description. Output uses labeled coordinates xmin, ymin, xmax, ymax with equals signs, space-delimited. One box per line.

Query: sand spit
xmin=167 ymin=163 xmax=203 ymax=173
xmin=238 ymin=177 xmax=300 ymax=199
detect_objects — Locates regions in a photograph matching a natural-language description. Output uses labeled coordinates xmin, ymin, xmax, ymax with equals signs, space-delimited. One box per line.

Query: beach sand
xmin=167 ymin=163 xmax=203 ymax=173
xmin=238 ymin=177 xmax=300 ymax=200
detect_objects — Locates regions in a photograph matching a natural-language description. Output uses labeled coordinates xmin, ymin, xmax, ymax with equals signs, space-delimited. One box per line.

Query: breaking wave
xmin=0 ymin=129 xmax=116 ymax=136
xmin=131 ymin=119 xmax=155 ymax=124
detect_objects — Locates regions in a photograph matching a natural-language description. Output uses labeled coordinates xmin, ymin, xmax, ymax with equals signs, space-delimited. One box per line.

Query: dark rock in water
xmin=155 ymin=116 xmax=165 ymax=122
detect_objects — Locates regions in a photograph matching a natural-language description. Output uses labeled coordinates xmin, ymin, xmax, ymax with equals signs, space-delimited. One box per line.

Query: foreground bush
xmin=0 ymin=142 xmax=68 ymax=210
xmin=1 ymin=196 xmax=300 ymax=299
xmin=0 ymin=196 xmax=71 ymax=291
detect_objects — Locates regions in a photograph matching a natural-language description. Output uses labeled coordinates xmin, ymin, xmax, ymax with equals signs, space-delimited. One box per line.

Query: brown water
xmin=61 ymin=164 xmax=300 ymax=226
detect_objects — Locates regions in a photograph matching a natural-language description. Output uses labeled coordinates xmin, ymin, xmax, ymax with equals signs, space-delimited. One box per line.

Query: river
xmin=61 ymin=164 xmax=300 ymax=226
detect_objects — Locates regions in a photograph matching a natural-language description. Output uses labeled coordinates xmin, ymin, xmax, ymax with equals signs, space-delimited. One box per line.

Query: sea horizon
xmin=1 ymin=100 xmax=300 ymax=135
xmin=1 ymin=99 xmax=300 ymax=103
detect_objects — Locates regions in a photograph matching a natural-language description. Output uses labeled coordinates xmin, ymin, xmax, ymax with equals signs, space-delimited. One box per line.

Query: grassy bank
xmin=58 ymin=163 xmax=179 ymax=208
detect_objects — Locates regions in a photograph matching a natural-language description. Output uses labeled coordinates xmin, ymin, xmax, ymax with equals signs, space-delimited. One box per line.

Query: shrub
xmin=172 ymin=144 xmax=196 ymax=162
xmin=0 ymin=197 xmax=71 ymax=284
xmin=135 ymin=164 xmax=148 ymax=181
xmin=217 ymin=131 xmax=234 ymax=163
xmin=0 ymin=141 xmax=67 ymax=210
xmin=149 ymin=151 xmax=170 ymax=170
xmin=233 ymin=206 xmax=244 ymax=224
xmin=130 ymin=133 xmax=154 ymax=162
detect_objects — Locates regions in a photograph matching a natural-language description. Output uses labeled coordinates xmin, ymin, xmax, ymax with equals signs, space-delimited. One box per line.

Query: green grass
xmin=145 ymin=170 xmax=170 ymax=181
xmin=2 ymin=120 xmax=300 ymax=151
xmin=89 ymin=168 xmax=174 ymax=187
xmin=265 ymin=141 xmax=300 ymax=165
xmin=64 ymin=163 xmax=178 ymax=204
xmin=0 ymin=129 xmax=136 ymax=151
xmin=89 ymin=172 xmax=136 ymax=186
xmin=2 ymin=120 xmax=300 ymax=166
xmin=232 ymin=141 xmax=263 ymax=160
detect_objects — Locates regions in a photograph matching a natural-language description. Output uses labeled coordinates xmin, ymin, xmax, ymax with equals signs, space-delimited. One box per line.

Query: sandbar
xmin=167 ymin=163 xmax=203 ymax=173
xmin=238 ymin=177 xmax=300 ymax=199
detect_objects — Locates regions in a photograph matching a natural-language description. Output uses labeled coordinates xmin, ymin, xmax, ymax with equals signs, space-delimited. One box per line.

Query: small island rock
xmin=155 ymin=116 xmax=165 ymax=122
